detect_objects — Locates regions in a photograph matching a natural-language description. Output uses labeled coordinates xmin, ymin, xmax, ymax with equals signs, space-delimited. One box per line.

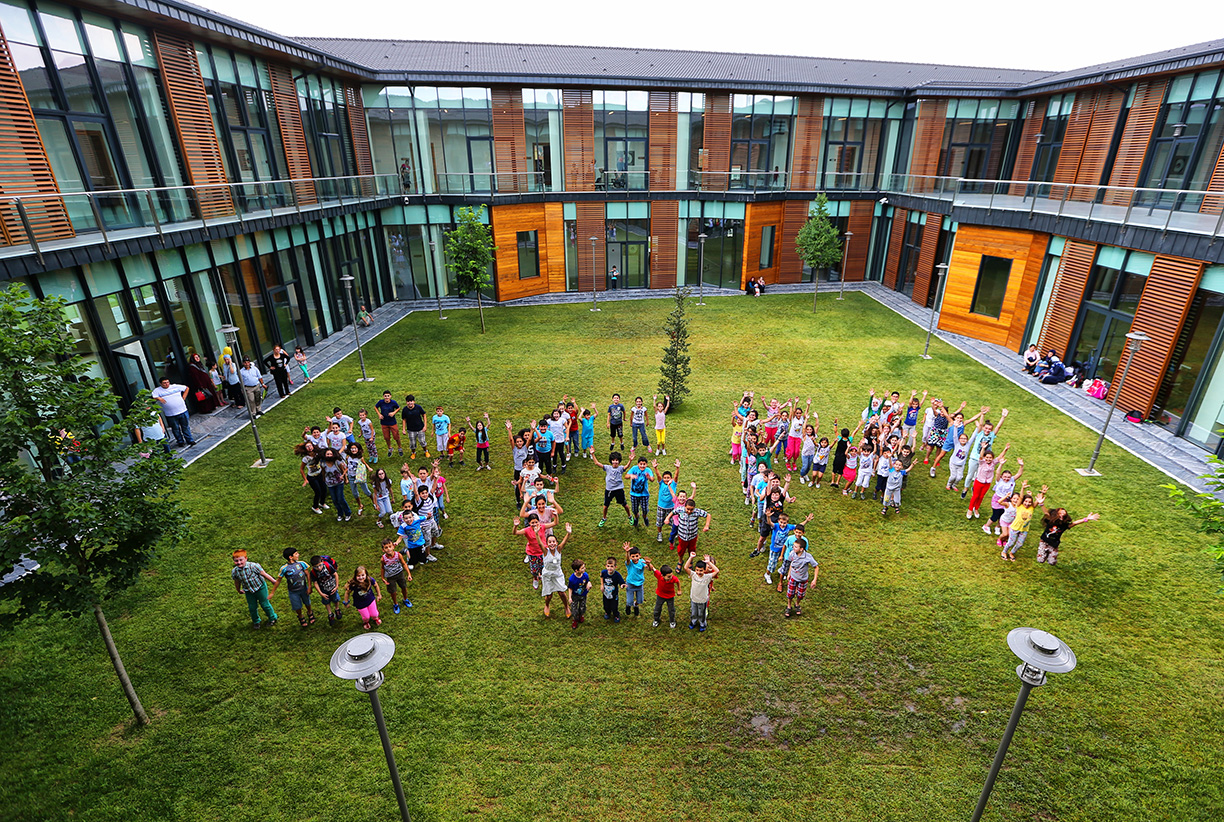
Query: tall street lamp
xmin=330 ymin=633 xmax=412 ymax=822
xmin=339 ymin=275 xmax=375 ymax=383
xmin=837 ymin=230 xmax=853 ymax=301
xmin=1076 ymin=330 xmax=1149 ymax=477
xmin=697 ymin=233 xmax=708 ymax=305
xmin=972 ymin=628 xmax=1078 ymax=822
xmin=219 ymin=324 xmax=269 ymax=468
xmin=589 ymin=236 xmax=600 ymax=312
xmin=921 ymin=263 xmax=949 ymax=360
xmin=428 ymin=237 xmax=446 ymax=320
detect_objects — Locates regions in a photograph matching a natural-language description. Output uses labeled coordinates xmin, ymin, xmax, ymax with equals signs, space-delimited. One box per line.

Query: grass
xmin=2 ymin=291 xmax=1223 ymax=822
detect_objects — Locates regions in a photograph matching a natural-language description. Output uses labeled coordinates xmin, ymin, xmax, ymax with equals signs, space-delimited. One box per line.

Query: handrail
xmin=0 ymin=173 xmax=400 ymax=204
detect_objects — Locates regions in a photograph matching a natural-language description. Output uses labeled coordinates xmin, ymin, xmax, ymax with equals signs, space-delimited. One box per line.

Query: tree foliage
xmin=795 ymin=193 xmax=843 ymax=276
xmin=658 ymin=287 xmax=693 ymax=408
xmin=445 ymin=205 xmax=497 ymax=333
xmin=1164 ymin=462 xmax=1224 ymax=592
xmin=0 ymin=285 xmax=188 ymax=724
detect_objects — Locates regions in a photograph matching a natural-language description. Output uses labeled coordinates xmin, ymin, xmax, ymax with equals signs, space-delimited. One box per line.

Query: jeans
xmin=348 ymin=480 xmax=371 ymax=505
xmin=625 ymin=584 xmax=643 ymax=610
xmin=690 ymin=601 xmax=708 ymax=628
xmin=271 ymin=368 xmax=290 ymax=397
xmin=800 ymin=453 xmax=815 ymax=478
xmin=328 ymin=483 xmax=352 ymax=517
xmin=243 ymin=582 xmax=277 ymax=624
xmin=631 ymin=422 xmax=650 ymax=448
xmin=652 ymin=596 xmax=676 ymax=624
xmin=165 ymin=412 xmax=193 ymax=445
xmin=307 ymin=474 xmax=327 ymax=509
xmin=569 ymin=429 xmax=581 ymax=453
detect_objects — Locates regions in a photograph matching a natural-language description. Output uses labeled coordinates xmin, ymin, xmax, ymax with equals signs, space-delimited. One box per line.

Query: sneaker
xmin=698 ymin=625 xmax=706 ymax=632
xmin=982 ymin=524 xmax=992 ymax=534
xmin=388 ymin=448 xmax=393 ymax=457
xmin=653 ymin=620 xmax=660 ymax=627
xmin=689 ymin=621 xmax=696 ymax=629
xmin=532 ymin=579 xmax=539 ymax=589
xmin=973 ymin=509 xmax=981 ymax=519
xmin=403 ymin=600 xmax=413 ymax=608
xmin=966 ymin=510 xmax=973 ymax=519
xmin=633 ymin=517 xmax=639 ymax=528
xmin=763 ymin=572 xmax=772 ymax=584
xmin=433 ymin=543 xmax=444 ymax=550
xmin=994 ymin=527 xmax=1002 ymax=536
xmin=344 ymin=515 xmax=352 ymax=522
xmin=604 ymin=613 xmax=610 ymax=620
xmin=423 ymin=451 xmax=430 ymax=458
xmin=929 ymin=466 xmax=936 ymax=478
xmin=337 ymin=515 xmax=343 ymax=522
xmin=669 ymin=622 xmax=676 ymax=629
xmin=327 ymin=613 xmax=335 ymax=626
xmin=644 ymin=518 xmax=651 ymax=527
xmin=598 ymin=518 xmax=607 ymax=528
xmin=313 ymin=507 xmax=322 ymax=514
xmin=322 ymin=504 xmax=330 ymax=509
xmin=393 ymin=604 xmax=400 ymax=615
xmin=426 ymin=555 xmax=438 ymax=563
xmin=960 ymin=490 xmax=968 ymax=500
xmin=656 ymin=533 xmax=663 ymax=542
xmin=634 ymin=606 xmax=639 ymax=616
xmin=614 ymin=616 xmax=620 ymax=623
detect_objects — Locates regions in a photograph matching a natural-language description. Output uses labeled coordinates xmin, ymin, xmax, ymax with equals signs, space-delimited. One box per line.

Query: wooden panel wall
xmin=152 ymin=31 xmax=232 ymax=218
xmin=910 ymin=100 xmax=948 ymax=191
xmin=1113 ymin=255 xmax=1204 ymax=414
xmin=490 ymin=203 xmax=566 ymax=301
xmin=911 ymin=213 xmax=942 ymax=306
xmin=0 ymin=27 xmax=74 ymax=246
xmin=344 ymin=85 xmax=374 ymax=179
xmin=575 ymin=201 xmax=604 ymax=291
xmin=1072 ymin=88 xmax=1124 ymax=197
xmin=1200 ymin=140 xmax=1224 ymax=215
xmin=1106 ymin=80 xmax=1167 ymax=204
xmin=267 ymin=62 xmax=316 ymax=205
xmin=648 ymin=91 xmax=677 ymax=191
xmin=1005 ymin=233 xmax=1055 ymax=351
xmin=651 ymin=200 xmax=679 ymax=288
xmin=562 ymin=89 xmax=594 ymax=192
xmin=883 ymin=208 xmax=908 ymax=289
xmin=743 ymin=201 xmax=784 ymax=286
xmin=791 ymin=96 xmax=823 ymax=190
xmin=492 ymin=87 xmax=528 ymax=193
xmin=1008 ymin=99 xmax=1042 ymax=195
xmin=937 ymin=225 xmax=1050 ymax=346
xmin=704 ymin=93 xmax=732 ymax=191
xmin=778 ymin=199 xmax=809 ymax=283
xmin=1038 ymin=238 xmax=1096 ymax=356
xmin=844 ymin=200 xmax=873 ymax=281
xmin=1050 ymin=92 xmax=1096 ymax=199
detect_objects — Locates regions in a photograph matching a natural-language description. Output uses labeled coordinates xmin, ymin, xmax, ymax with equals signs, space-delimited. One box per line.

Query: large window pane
xmin=517 ymin=230 xmax=539 ymax=279
xmin=10 ymin=42 xmax=55 ymax=110
xmin=759 ymin=225 xmax=776 ymax=269
xmin=969 ymin=255 xmax=1011 ymax=318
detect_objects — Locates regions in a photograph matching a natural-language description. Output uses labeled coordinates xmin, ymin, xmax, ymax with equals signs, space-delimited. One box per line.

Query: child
xmin=653 ymin=459 xmax=680 ymax=543
xmin=783 ymin=538 xmax=819 ymax=618
xmin=626 ymin=454 xmax=655 ymax=528
xmin=346 ymin=442 xmax=373 ymax=516
xmin=432 ymin=461 xmax=450 ymax=520
xmin=546 ymin=408 xmax=568 ymax=473
xmin=513 ymin=512 xmax=547 ymax=588
xmin=629 ymin=396 xmax=651 ymax=451
xmin=580 ymin=405 xmax=597 ymax=458
xmin=730 ymin=417 xmax=745 ymax=467
xmin=447 ymin=426 xmax=466 ymax=466
xmin=644 ymin=556 xmax=678 ymax=628
xmin=346 ymin=565 xmax=382 ymax=630
xmin=873 ymin=445 xmax=892 ymax=501
xmin=881 ymin=458 xmax=907 ymax=514
xmin=672 ymin=497 xmax=712 ymax=566
xmin=622 ymin=543 xmax=647 ymax=616
xmin=294 ymin=346 xmax=312 ymax=385
xmin=330 ymin=406 xmax=356 ymax=445
xmin=684 ymin=553 xmax=720 ymax=632
xmin=432 ymin=405 xmax=451 ymax=458
xmin=392 ymin=501 xmax=433 ymax=567
xmin=591 ymin=450 xmax=634 ymax=527
xmin=507 ymin=421 xmax=530 ymax=506
xmin=765 ymin=512 xmax=813 ymax=585
xmin=270 ymin=547 xmax=315 ymax=628
xmin=568 ymin=559 xmax=591 ymax=629
xmin=812 ymin=433 xmax=831 ymax=488
xmin=652 ymin=394 xmax=671 ymax=455
xmin=310 ymin=554 xmax=343 ymax=624
xmin=601 ymin=557 xmax=626 ymax=622
xmin=947 ymin=433 xmax=971 ymax=493
xmin=378 ymin=537 xmax=413 ymax=614
xmin=667 ymin=484 xmax=697 ymax=549
xmin=852 ymin=446 xmax=875 ymax=500
xmin=1036 ymin=502 xmax=1101 ymax=566
xmin=608 ymin=393 xmax=627 ymax=451
xmin=798 ymin=422 xmax=817 ymax=486
xmin=985 ymin=458 xmax=1025 ymax=536
xmin=997 ymin=490 xmax=1024 ymax=550
xmin=966 ymin=447 xmax=1008 ymax=519
xmin=468 ymin=413 xmax=491 ymax=470
xmin=375 ymin=390 xmax=402 ymax=457
xmin=776 ymin=525 xmax=806 ymax=594
xmin=325 ymin=421 xmax=346 ymax=452
xmin=371 ymin=467 xmax=394 ymax=528
xmin=231 ymin=549 xmax=278 ymax=629
xmin=1003 ymin=487 xmax=1045 ymax=561
xmin=841 ymin=445 xmax=860 ymax=496
xmin=786 ymin=398 xmax=811 ymax=472
xmin=321 ymin=447 xmax=352 ymax=521
xmin=901 ymin=390 xmax=926 ymax=449
xmin=541 ymin=524 xmax=572 ymax=618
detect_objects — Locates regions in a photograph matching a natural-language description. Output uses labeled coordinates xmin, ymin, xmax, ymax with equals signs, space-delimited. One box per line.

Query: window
xmin=970 ymin=255 xmax=1011 ymax=318
xmin=759 ymin=225 xmax=776 ymax=269
xmin=517 ymin=230 xmax=539 ymax=279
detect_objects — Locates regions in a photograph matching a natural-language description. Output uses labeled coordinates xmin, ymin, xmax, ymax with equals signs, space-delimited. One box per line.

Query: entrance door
xmin=111 ymin=345 xmax=155 ymax=408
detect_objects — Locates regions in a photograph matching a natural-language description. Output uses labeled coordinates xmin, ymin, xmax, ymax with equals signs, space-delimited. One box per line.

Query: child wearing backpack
xmin=270 ymin=547 xmax=316 ymax=628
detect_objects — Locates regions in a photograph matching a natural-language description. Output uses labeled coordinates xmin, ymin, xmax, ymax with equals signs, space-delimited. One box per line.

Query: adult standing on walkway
xmin=186 ymin=352 xmax=221 ymax=413
xmin=151 ymin=376 xmax=196 ymax=447
xmin=239 ymin=357 xmax=266 ymax=417
xmin=222 ymin=353 xmax=243 ymax=408
xmin=401 ymin=394 xmax=429 ymax=459
xmin=266 ymin=344 xmax=293 ymax=398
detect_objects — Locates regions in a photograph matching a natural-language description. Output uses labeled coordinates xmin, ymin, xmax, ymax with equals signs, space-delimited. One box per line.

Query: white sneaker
xmin=974 ymin=509 xmax=981 ymax=519
xmin=764 ymin=572 xmax=773 ymax=584
xmin=669 ymin=622 xmax=676 ymax=628
xmin=815 ymin=483 xmax=821 ymax=489
xmin=982 ymin=524 xmax=992 ymax=534
xmin=994 ymin=527 xmax=1002 ymax=535
xmin=426 ymin=555 xmax=438 ymax=562
xmin=966 ymin=510 xmax=973 ymax=519
xmin=532 ymin=579 xmax=539 ymax=589
xmin=653 ymin=620 xmax=660 ymax=627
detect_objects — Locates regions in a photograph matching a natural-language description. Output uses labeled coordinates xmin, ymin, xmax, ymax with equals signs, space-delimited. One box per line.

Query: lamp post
xmin=219 ymin=324 xmax=269 ymax=468
xmin=589 ymin=236 xmax=600 ymax=312
xmin=330 ymin=633 xmax=412 ymax=822
xmin=1077 ymin=330 xmax=1149 ymax=476
xmin=339 ymin=275 xmax=375 ymax=383
xmin=921 ymin=263 xmax=949 ymax=360
xmin=971 ymin=628 xmax=1077 ymax=822
xmin=697 ymin=233 xmax=708 ymax=305
xmin=837 ymin=230 xmax=852 ymax=301
xmin=428 ymin=237 xmax=445 ymax=320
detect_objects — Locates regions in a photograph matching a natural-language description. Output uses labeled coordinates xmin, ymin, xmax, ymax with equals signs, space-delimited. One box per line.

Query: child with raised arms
xmin=684 ymin=553 xmax=720 ymax=632
xmin=591 ymin=450 xmax=634 ymax=527
xmin=626 ymin=452 xmax=655 ymax=528
xmin=622 ymin=543 xmax=647 ymax=616
xmin=653 ymin=459 xmax=681 ymax=543
xmin=378 ymin=537 xmax=412 ymax=614
xmin=540 ymin=524 xmax=572 ymax=618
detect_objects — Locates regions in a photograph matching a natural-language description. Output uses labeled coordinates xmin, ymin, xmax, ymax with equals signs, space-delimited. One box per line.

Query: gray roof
xmin=1018 ymin=36 xmax=1224 ymax=93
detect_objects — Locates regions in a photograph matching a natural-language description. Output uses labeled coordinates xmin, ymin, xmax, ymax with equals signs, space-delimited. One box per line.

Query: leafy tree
xmin=0 ymin=285 xmax=188 ymax=726
xmin=795 ymin=193 xmax=843 ymax=311
xmin=445 ymin=205 xmax=497 ymax=333
xmin=658 ymin=287 xmax=693 ymax=408
xmin=1164 ymin=463 xmax=1224 ymax=592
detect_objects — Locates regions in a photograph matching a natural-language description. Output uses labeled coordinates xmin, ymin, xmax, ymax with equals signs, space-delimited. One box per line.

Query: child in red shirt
xmin=644 ymin=556 xmax=678 ymax=628
xmin=446 ymin=428 xmax=466 ymax=466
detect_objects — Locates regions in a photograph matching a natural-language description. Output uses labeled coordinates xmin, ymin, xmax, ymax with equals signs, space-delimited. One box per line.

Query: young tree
xmin=658 ymin=286 xmax=693 ymax=408
xmin=0 ymin=285 xmax=188 ymax=726
xmin=1164 ymin=463 xmax=1224 ymax=592
xmin=445 ymin=205 xmax=497 ymax=333
xmin=795 ymin=193 xmax=844 ymax=312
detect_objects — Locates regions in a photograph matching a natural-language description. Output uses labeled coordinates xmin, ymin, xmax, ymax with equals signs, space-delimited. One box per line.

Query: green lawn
xmin=2 ymin=292 xmax=1222 ymax=822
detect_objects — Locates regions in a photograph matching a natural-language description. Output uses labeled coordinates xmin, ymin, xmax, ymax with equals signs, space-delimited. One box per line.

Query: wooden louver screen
xmin=1200 ymin=135 xmax=1224 ymax=215
xmin=791 ymin=96 xmax=823 ymax=190
xmin=1106 ymin=80 xmax=1166 ymax=205
xmin=1070 ymin=89 xmax=1125 ymax=200
xmin=843 ymin=200 xmax=874 ymax=282
xmin=267 ymin=62 xmax=316 ymax=205
xmin=883 ymin=209 xmax=908 ymax=289
xmin=777 ymin=199 xmax=809 ymax=283
xmin=911 ymin=214 xmax=943 ymax=306
xmin=0 ymin=27 xmax=74 ymax=246
xmin=650 ymin=200 xmax=679 ymax=288
xmin=491 ymin=87 xmax=527 ymax=193
xmin=343 ymin=85 xmax=375 ymax=194
xmin=703 ymin=93 xmax=732 ymax=192
xmin=562 ymin=89 xmax=594 ymax=192
xmin=1037 ymin=238 xmax=1096 ymax=356
xmin=648 ymin=91 xmax=677 ymax=192
xmin=910 ymin=100 xmax=947 ymax=192
xmin=1008 ymin=100 xmax=1043 ymax=195
xmin=1049 ymin=92 xmax=1097 ymax=200
xmin=575 ymin=201 xmax=604 ymax=291
xmin=152 ymin=31 xmax=233 ymax=219
xmin=1113 ymin=255 xmax=1204 ymax=414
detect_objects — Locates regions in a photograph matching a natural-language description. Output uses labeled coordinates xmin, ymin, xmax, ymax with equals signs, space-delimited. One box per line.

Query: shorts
xmin=288 ymin=589 xmax=311 ymax=611
xmin=657 ymin=506 xmax=671 ymax=526
xmin=815 ymin=462 xmax=827 ymax=474
xmin=436 ymin=433 xmax=449 ymax=452
xmin=384 ymin=571 xmax=408 ymax=594
xmin=609 ymin=422 xmax=623 ymax=440
xmin=786 ymin=577 xmax=810 ymax=600
xmin=925 ymin=428 xmax=946 ymax=447
xmin=422 ymin=517 xmax=442 ymax=543
xmin=406 ymin=429 xmax=427 ymax=451
xmin=581 ymin=431 xmax=594 ymax=449
xmin=604 ymin=488 xmax=626 ymax=507
xmin=319 ymin=590 xmax=341 ymax=605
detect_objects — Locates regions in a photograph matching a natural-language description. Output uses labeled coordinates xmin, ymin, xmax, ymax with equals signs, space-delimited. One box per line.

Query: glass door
xmin=111 ymin=344 xmax=155 ymax=408
xmin=468 ymin=136 xmax=494 ymax=192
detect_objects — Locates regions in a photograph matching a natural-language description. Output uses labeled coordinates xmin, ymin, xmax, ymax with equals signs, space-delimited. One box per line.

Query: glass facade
xmin=594 ymin=90 xmax=649 ymax=191
xmin=939 ymin=98 xmax=1022 ymax=186
xmin=1068 ymin=246 xmax=1152 ymax=380
xmin=1137 ymin=70 xmax=1224 ymax=209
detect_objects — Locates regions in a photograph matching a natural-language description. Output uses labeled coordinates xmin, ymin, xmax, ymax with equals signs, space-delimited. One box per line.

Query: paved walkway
xmin=176 ymin=280 xmax=1213 ymax=491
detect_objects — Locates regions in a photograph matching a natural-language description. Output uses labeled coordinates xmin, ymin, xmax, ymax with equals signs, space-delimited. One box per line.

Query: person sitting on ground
xmin=1022 ymin=344 xmax=1040 ymax=374
xmin=358 ymin=305 xmax=373 ymax=327
xmin=1039 ymin=355 xmax=1069 ymax=385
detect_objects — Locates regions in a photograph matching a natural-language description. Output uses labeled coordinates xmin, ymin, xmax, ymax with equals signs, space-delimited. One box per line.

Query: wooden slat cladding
xmin=1008 ymin=100 xmax=1042 ymax=195
xmin=1050 ymin=92 xmax=1097 ymax=200
xmin=911 ymin=213 xmax=942 ymax=306
xmin=1005 ymin=233 xmax=1055 ymax=351
xmin=575 ymin=201 xmax=604 ymax=291
xmin=743 ymin=201 xmax=784 ymax=285
xmin=791 ymin=96 xmax=823 ymax=190
xmin=1038 ymin=238 xmax=1096 ymax=356
xmin=1113 ymin=255 xmax=1204 ymax=414
xmin=153 ymin=31 xmax=232 ymax=218
xmin=703 ymin=93 xmax=732 ymax=192
xmin=651 ymin=199 xmax=679 ymax=287
xmin=1106 ymin=80 xmax=1167 ymax=205
xmin=648 ymin=91 xmax=677 ymax=192
xmin=490 ymin=203 xmax=565 ymax=300
xmin=344 ymin=85 xmax=375 ymax=194
xmin=883 ymin=209 xmax=908 ymax=289
xmin=778 ymin=199 xmax=809 ymax=283
xmin=843 ymin=200 xmax=873 ymax=281
xmin=562 ymin=89 xmax=594 ymax=192
xmin=938 ymin=225 xmax=1050 ymax=347
xmin=491 ymin=87 xmax=527 ymax=193
xmin=0 ymin=27 xmax=73 ymax=246
xmin=267 ymin=62 xmax=316 ymax=205
xmin=1070 ymin=89 xmax=1125 ymax=200
xmin=1200 ymin=139 xmax=1224 ymax=215
xmin=910 ymin=100 xmax=947 ymax=191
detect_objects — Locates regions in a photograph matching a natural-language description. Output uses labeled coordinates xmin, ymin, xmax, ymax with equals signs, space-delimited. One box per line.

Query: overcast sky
xmin=197 ymin=0 xmax=1218 ymax=73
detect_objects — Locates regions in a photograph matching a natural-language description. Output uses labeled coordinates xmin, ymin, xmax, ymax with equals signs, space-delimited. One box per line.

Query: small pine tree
xmin=658 ymin=286 xmax=693 ymax=408
xmin=795 ymin=193 xmax=843 ymax=311
xmin=445 ymin=205 xmax=496 ymax=333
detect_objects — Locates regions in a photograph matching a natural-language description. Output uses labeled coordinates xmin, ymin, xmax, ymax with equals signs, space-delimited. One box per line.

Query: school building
xmin=2 ymin=1 xmax=1224 ymax=453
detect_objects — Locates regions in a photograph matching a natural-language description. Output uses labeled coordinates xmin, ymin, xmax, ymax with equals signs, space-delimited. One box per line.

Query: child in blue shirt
xmin=431 ymin=406 xmax=451 ymax=456
xmin=568 ymin=560 xmax=591 ymax=629
xmin=622 ymin=543 xmax=647 ymax=616
xmin=580 ymin=406 xmax=596 ymax=458
xmin=653 ymin=458 xmax=680 ymax=543
xmin=626 ymin=454 xmax=655 ymax=528
xmin=764 ymin=512 xmax=813 ymax=585
xmin=776 ymin=524 xmax=808 ymax=593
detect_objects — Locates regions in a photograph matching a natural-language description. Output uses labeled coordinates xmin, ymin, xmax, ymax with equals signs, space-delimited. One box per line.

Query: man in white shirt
xmin=151 ymin=377 xmax=195 ymax=446
xmin=238 ymin=358 xmax=266 ymax=417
